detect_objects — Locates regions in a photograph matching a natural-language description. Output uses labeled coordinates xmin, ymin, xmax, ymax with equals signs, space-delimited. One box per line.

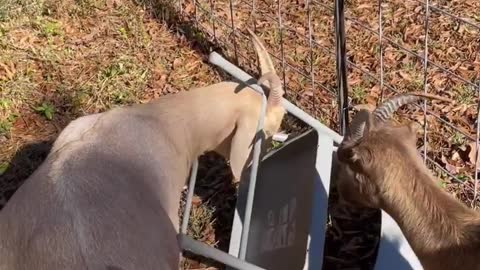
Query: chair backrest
xmin=228 ymin=129 xmax=332 ymax=269
xmin=228 ymin=129 xmax=334 ymax=269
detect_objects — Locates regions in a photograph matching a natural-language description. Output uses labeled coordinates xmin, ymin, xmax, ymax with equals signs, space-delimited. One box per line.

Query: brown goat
xmin=0 ymin=29 xmax=285 ymax=270
xmin=335 ymin=94 xmax=480 ymax=270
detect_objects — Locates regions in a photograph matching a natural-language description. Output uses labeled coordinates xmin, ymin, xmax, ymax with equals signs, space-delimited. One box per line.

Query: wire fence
xmin=173 ymin=0 xmax=480 ymax=206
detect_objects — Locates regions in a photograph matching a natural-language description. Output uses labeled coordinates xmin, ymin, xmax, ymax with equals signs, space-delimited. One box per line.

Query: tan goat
xmin=335 ymin=94 xmax=480 ymax=270
xmin=0 ymin=29 xmax=285 ymax=270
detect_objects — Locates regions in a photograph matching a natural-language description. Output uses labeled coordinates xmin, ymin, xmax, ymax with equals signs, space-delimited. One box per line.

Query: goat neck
xmin=378 ymin=141 xmax=480 ymax=258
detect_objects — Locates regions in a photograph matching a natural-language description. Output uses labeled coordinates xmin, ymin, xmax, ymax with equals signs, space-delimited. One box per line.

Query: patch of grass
xmin=454 ymin=85 xmax=476 ymax=105
xmin=401 ymin=62 xmax=423 ymax=89
xmin=0 ymin=113 xmax=17 ymax=135
xmin=271 ymin=140 xmax=283 ymax=149
xmin=351 ymin=85 xmax=367 ymax=103
xmin=402 ymin=62 xmax=415 ymax=71
xmin=0 ymin=26 xmax=6 ymax=38
xmin=0 ymin=98 xmax=17 ymax=135
xmin=111 ymin=88 xmax=136 ymax=105
xmin=68 ymin=0 xmax=100 ymax=17
xmin=34 ymin=102 xmax=55 ymax=120
xmin=273 ymin=28 xmax=283 ymax=44
xmin=437 ymin=180 xmax=447 ymax=189
xmin=0 ymin=98 xmax=11 ymax=110
xmin=0 ymin=0 xmax=42 ymax=19
xmin=31 ymin=18 xmax=63 ymax=37
xmin=189 ymin=203 xmax=215 ymax=241
xmin=456 ymin=174 xmax=470 ymax=183
xmin=411 ymin=78 xmax=424 ymax=89
xmin=0 ymin=120 xmax=12 ymax=135
xmin=40 ymin=20 xmax=62 ymax=37
xmin=118 ymin=27 xmax=128 ymax=39
xmin=96 ymin=60 xmax=149 ymax=106
xmin=450 ymin=131 xmax=466 ymax=145
xmin=0 ymin=9 xmax=8 ymax=22
xmin=0 ymin=162 xmax=8 ymax=175
xmin=430 ymin=163 xmax=449 ymax=179
xmin=100 ymin=62 xmax=128 ymax=80
xmin=71 ymin=89 xmax=92 ymax=113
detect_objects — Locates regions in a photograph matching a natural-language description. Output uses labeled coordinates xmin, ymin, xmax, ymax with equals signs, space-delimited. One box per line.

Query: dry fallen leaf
xmin=0 ymin=62 xmax=15 ymax=80
xmin=398 ymin=71 xmax=412 ymax=81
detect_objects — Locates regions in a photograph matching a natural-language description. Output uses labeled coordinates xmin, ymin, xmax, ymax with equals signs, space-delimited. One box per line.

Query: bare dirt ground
xmin=1 ymin=0 xmax=479 ymax=269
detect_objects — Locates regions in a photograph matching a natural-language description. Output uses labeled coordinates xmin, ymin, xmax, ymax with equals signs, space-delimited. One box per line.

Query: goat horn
xmin=257 ymin=72 xmax=284 ymax=105
xmin=373 ymin=92 xmax=453 ymax=123
xmin=373 ymin=94 xmax=421 ymax=122
xmin=247 ymin=28 xmax=276 ymax=76
xmin=345 ymin=95 xmax=417 ymax=143
xmin=347 ymin=109 xmax=370 ymax=142
xmin=344 ymin=93 xmax=452 ymax=144
xmin=248 ymin=28 xmax=284 ymax=106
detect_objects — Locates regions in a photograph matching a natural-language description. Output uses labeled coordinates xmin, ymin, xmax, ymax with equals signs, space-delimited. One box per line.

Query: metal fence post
xmin=334 ymin=0 xmax=349 ymax=136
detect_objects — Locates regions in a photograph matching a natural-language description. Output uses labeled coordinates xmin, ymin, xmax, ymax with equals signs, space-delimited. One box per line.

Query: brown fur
xmin=0 ymin=31 xmax=285 ymax=270
xmin=336 ymin=114 xmax=480 ymax=270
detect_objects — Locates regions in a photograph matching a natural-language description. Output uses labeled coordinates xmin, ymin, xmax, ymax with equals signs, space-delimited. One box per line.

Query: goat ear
xmin=229 ymin=117 xmax=258 ymax=182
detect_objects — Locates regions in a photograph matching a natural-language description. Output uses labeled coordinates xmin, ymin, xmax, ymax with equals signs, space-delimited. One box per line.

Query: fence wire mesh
xmin=174 ymin=0 xmax=480 ymax=204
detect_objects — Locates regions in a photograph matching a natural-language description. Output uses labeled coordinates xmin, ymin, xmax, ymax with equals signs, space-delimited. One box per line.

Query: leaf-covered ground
xmin=1 ymin=0 xmax=479 ymax=269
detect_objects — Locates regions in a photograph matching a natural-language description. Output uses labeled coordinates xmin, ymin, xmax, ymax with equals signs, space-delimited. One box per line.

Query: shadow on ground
xmin=0 ymin=140 xmax=53 ymax=210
